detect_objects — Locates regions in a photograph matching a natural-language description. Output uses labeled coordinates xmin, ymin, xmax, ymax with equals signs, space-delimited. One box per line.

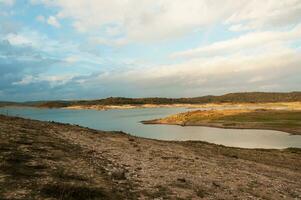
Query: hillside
xmin=36 ymin=91 xmax=301 ymax=108
xmin=0 ymin=102 xmax=21 ymax=107
xmin=1 ymin=92 xmax=301 ymax=108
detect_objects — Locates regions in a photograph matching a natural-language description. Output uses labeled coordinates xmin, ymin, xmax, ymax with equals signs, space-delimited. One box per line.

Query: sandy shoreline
xmin=143 ymin=120 xmax=301 ymax=135
xmin=2 ymin=101 xmax=301 ymax=111
xmin=61 ymin=101 xmax=301 ymax=111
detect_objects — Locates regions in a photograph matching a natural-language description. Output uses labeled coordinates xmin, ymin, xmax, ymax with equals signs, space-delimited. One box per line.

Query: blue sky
xmin=0 ymin=0 xmax=301 ymax=101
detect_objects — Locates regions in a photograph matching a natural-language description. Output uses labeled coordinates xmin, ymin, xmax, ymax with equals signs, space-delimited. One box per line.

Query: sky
xmin=0 ymin=0 xmax=301 ymax=101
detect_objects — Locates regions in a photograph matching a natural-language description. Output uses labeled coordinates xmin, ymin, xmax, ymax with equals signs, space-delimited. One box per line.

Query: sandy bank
xmin=61 ymin=101 xmax=301 ymax=111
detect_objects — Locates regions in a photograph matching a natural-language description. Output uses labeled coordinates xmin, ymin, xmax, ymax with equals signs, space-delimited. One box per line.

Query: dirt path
xmin=0 ymin=115 xmax=301 ymax=199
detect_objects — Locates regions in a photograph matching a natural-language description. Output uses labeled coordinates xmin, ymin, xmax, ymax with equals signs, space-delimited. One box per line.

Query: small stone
xmin=177 ymin=178 xmax=186 ymax=183
xmin=212 ymin=181 xmax=220 ymax=187
xmin=111 ymin=169 xmax=126 ymax=180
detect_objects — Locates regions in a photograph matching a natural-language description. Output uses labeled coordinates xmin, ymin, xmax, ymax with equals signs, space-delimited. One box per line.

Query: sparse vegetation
xmin=0 ymin=115 xmax=126 ymax=200
xmin=41 ymin=184 xmax=110 ymax=200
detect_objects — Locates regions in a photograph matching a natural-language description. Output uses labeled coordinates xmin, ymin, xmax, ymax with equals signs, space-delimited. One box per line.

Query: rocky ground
xmin=0 ymin=114 xmax=301 ymax=199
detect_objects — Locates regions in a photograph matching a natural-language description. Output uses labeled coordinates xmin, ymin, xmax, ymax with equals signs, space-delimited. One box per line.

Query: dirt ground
xmin=0 ymin=115 xmax=300 ymax=199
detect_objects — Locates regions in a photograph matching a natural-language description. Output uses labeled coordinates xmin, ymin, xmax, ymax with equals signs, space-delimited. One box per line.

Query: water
xmin=1 ymin=107 xmax=301 ymax=149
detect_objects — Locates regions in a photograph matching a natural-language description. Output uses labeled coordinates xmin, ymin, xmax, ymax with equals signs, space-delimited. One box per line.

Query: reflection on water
xmin=1 ymin=107 xmax=301 ymax=149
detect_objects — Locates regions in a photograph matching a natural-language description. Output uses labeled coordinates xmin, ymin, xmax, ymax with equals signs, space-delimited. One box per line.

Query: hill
xmin=36 ymin=92 xmax=301 ymax=108
xmin=1 ymin=92 xmax=301 ymax=108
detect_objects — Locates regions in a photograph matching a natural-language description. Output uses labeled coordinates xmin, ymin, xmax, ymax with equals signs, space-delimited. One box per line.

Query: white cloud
xmin=5 ymin=33 xmax=32 ymax=46
xmin=4 ymin=31 xmax=47 ymax=48
xmin=31 ymin=0 xmax=301 ymax=43
xmin=36 ymin=15 xmax=61 ymax=28
xmin=144 ymin=48 xmax=300 ymax=80
xmin=64 ymin=55 xmax=79 ymax=63
xmin=172 ymin=24 xmax=301 ymax=58
xmin=89 ymin=37 xmax=128 ymax=47
xmin=12 ymin=75 xmax=35 ymax=85
xmin=2 ymin=28 xmax=108 ymax=73
xmin=75 ymin=45 xmax=301 ymax=97
xmin=105 ymin=26 xmax=122 ymax=36
xmin=3 ymin=30 xmax=79 ymax=58
xmin=248 ymin=76 xmax=265 ymax=83
xmin=29 ymin=0 xmax=237 ymax=42
xmin=225 ymin=0 xmax=301 ymax=31
xmin=47 ymin=16 xmax=61 ymax=28
xmin=13 ymin=74 xmax=74 ymax=87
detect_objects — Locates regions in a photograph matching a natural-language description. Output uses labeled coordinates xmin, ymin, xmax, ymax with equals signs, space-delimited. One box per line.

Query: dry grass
xmin=145 ymin=109 xmax=301 ymax=135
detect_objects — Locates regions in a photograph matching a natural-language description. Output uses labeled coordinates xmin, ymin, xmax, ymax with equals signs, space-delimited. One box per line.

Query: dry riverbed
xmin=0 ymin=115 xmax=301 ymax=199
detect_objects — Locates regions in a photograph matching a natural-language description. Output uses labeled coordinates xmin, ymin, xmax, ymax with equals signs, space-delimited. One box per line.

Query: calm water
xmin=1 ymin=107 xmax=301 ymax=149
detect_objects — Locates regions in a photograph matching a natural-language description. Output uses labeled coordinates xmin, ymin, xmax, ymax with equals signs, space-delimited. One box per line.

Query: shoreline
xmin=142 ymin=120 xmax=300 ymax=135
xmin=2 ymin=101 xmax=301 ymax=111
xmin=56 ymin=101 xmax=301 ymax=111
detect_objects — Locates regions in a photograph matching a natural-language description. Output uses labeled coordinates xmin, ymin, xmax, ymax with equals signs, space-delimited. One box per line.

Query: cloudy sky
xmin=0 ymin=0 xmax=301 ymax=101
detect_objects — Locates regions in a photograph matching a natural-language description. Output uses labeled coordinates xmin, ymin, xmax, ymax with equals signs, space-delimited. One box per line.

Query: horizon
xmin=1 ymin=1 xmax=301 ymax=101
xmin=1 ymin=91 xmax=300 ymax=103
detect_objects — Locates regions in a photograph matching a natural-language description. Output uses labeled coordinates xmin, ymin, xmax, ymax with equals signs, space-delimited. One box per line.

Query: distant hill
xmin=35 ymin=92 xmax=301 ymax=108
xmin=0 ymin=102 xmax=21 ymax=107
xmin=1 ymin=92 xmax=301 ymax=108
xmin=193 ymin=92 xmax=301 ymax=103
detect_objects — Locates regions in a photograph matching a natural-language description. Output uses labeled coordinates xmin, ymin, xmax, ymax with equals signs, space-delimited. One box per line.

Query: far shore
xmin=54 ymin=101 xmax=301 ymax=111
